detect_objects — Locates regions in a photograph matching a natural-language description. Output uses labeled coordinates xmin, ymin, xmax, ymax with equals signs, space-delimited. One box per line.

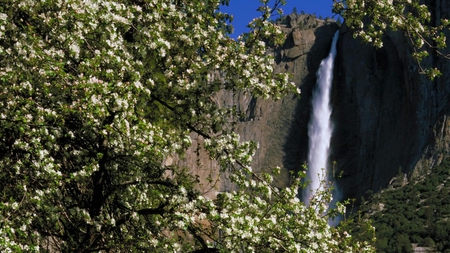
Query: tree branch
xmin=89 ymin=111 xmax=116 ymax=216
xmin=114 ymin=204 xmax=167 ymax=229
xmin=150 ymin=94 xmax=212 ymax=139
xmin=137 ymin=205 xmax=166 ymax=215
xmin=190 ymin=249 xmax=219 ymax=253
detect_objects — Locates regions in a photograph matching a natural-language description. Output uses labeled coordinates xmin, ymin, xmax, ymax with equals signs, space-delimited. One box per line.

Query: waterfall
xmin=303 ymin=31 xmax=339 ymax=206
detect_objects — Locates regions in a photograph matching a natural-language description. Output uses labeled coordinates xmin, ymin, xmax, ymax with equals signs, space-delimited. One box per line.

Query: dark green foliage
xmin=421 ymin=237 xmax=435 ymax=247
xmin=348 ymin=157 xmax=450 ymax=252
xmin=396 ymin=234 xmax=412 ymax=253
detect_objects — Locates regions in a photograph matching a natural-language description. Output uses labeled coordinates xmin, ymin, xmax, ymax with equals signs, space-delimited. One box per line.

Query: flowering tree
xmin=333 ymin=0 xmax=450 ymax=79
xmin=0 ymin=0 xmax=374 ymax=252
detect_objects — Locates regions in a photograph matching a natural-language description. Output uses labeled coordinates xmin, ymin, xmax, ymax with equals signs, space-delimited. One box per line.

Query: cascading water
xmin=303 ymin=31 xmax=339 ymax=207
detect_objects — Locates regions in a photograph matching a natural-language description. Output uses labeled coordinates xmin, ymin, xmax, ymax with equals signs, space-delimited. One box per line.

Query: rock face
xmin=232 ymin=7 xmax=450 ymax=202
xmin=332 ymin=0 xmax=450 ymax=201
xmin=187 ymin=6 xmax=450 ymax=204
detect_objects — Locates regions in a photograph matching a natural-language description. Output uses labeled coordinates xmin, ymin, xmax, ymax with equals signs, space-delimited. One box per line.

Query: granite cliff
xmin=333 ymin=0 xmax=450 ymax=201
xmin=241 ymin=4 xmax=450 ymax=203
xmin=184 ymin=4 xmax=450 ymax=203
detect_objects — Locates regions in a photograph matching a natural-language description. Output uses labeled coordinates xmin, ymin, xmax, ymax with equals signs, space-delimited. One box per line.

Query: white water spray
xmin=304 ymin=31 xmax=339 ymax=206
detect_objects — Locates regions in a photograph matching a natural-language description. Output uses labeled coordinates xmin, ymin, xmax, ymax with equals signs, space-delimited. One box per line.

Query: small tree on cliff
xmin=0 ymin=0 xmax=374 ymax=252
xmin=333 ymin=0 xmax=450 ymax=80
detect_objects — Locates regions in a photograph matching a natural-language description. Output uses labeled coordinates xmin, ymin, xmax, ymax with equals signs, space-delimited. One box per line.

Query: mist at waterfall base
xmin=302 ymin=31 xmax=341 ymax=224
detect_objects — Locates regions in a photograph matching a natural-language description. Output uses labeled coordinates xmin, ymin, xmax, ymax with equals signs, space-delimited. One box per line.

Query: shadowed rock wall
xmin=332 ymin=0 xmax=450 ymax=201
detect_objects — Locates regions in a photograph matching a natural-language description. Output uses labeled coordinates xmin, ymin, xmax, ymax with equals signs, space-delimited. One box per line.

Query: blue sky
xmin=220 ymin=0 xmax=336 ymax=38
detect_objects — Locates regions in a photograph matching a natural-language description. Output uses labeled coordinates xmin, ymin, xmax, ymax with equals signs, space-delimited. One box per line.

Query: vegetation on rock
xmin=348 ymin=158 xmax=450 ymax=252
